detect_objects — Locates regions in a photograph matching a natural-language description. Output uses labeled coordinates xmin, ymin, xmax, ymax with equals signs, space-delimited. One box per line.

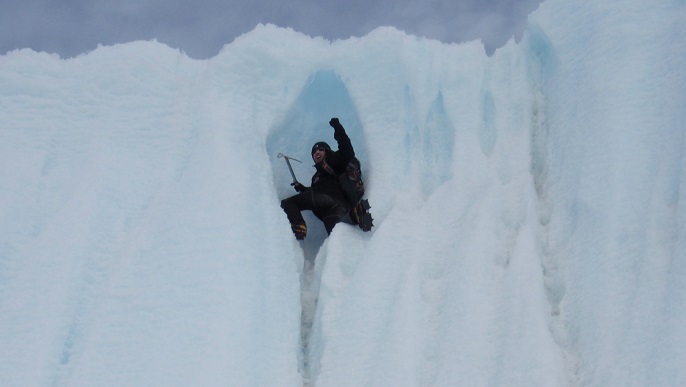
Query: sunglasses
xmin=312 ymin=146 xmax=328 ymax=153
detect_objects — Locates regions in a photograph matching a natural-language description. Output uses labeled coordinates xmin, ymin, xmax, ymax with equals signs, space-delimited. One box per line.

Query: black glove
xmin=291 ymin=181 xmax=307 ymax=193
xmin=329 ymin=117 xmax=340 ymax=128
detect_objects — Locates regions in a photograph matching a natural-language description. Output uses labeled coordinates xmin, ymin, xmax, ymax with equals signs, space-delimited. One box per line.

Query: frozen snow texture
xmin=1 ymin=0 xmax=684 ymax=386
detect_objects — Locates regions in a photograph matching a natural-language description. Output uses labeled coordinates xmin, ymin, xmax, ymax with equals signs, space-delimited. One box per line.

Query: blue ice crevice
xmin=265 ymin=69 xmax=367 ymax=385
xmin=421 ymin=91 xmax=455 ymax=197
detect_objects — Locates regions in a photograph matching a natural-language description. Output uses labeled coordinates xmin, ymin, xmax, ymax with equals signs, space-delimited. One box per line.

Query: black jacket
xmin=309 ymin=121 xmax=355 ymax=202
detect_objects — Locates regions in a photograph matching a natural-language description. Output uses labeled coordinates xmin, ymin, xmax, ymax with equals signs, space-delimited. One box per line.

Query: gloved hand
xmin=329 ymin=117 xmax=340 ymax=128
xmin=291 ymin=181 xmax=307 ymax=192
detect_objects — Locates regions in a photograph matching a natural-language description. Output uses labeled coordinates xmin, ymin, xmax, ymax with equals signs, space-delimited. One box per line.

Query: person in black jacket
xmin=280 ymin=118 xmax=355 ymax=240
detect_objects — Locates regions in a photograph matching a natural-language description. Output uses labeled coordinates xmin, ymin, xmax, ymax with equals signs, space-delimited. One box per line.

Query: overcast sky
xmin=0 ymin=0 xmax=543 ymax=59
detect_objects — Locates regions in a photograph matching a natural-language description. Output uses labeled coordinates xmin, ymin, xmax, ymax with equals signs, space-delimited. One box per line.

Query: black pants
xmin=281 ymin=190 xmax=350 ymax=235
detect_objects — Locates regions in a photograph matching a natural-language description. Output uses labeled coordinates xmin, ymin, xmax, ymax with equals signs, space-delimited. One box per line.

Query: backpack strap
xmin=321 ymin=159 xmax=336 ymax=175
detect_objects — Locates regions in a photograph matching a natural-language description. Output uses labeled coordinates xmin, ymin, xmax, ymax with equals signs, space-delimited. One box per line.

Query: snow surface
xmin=1 ymin=0 xmax=685 ymax=385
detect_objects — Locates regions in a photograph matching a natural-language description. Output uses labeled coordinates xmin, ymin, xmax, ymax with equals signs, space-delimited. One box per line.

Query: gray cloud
xmin=0 ymin=0 xmax=542 ymax=58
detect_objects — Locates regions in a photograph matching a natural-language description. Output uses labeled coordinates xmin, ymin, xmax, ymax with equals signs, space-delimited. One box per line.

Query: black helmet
xmin=311 ymin=141 xmax=331 ymax=154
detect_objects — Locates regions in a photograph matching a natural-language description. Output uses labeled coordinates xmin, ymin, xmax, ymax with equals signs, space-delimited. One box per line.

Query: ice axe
xmin=277 ymin=153 xmax=302 ymax=184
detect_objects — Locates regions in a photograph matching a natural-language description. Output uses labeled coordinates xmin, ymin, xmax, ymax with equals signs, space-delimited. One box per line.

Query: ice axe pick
xmin=277 ymin=153 xmax=302 ymax=184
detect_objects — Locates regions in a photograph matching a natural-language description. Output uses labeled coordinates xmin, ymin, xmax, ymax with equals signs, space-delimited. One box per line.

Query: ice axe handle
xmin=277 ymin=153 xmax=301 ymax=184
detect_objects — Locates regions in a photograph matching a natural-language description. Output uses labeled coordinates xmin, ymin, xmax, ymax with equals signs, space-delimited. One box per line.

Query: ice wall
xmin=0 ymin=43 xmax=305 ymax=386
xmin=1 ymin=0 xmax=684 ymax=385
xmin=528 ymin=1 xmax=686 ymax=385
